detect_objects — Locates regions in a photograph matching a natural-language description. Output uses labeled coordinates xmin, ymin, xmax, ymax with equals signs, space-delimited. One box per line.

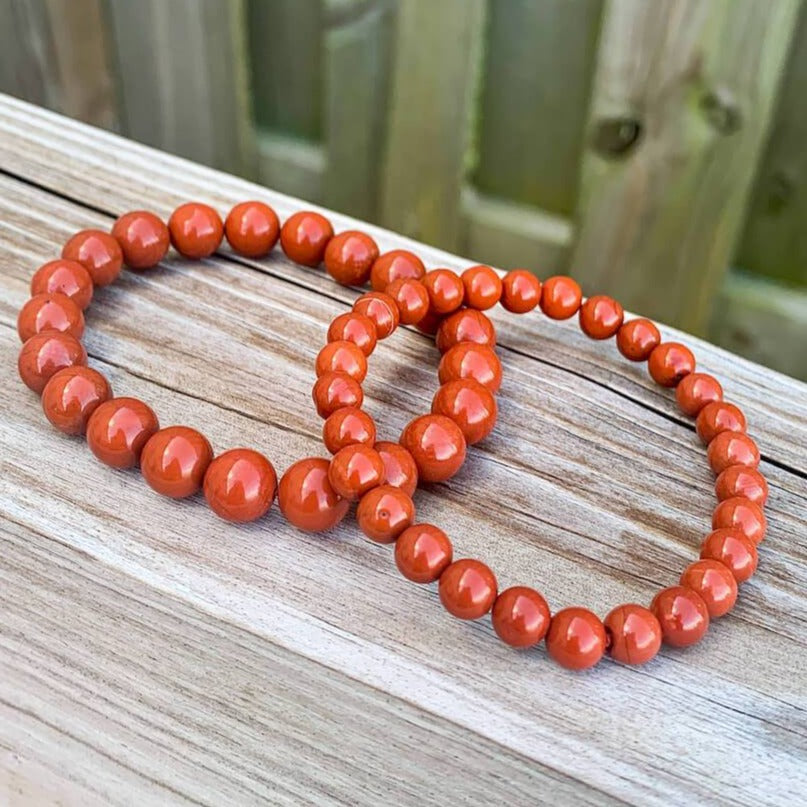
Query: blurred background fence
xmin=2 ymin=0 xmax=806 ymax=379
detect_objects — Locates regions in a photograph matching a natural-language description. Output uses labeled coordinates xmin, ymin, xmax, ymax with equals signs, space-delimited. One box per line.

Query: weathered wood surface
xmin=0 ymin=96 xmax=805 ymax=806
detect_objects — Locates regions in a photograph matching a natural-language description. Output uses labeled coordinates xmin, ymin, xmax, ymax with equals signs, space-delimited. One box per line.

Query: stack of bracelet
xmin=17 ymin=200 xmax=767 ymax=670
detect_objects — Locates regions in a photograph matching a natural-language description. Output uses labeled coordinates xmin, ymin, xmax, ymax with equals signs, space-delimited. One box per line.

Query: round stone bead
xmin=322 ymin=407 xmax=376 ymax=454
xmin=86 ymin=397 xmax=159 ymax=468
xmin=324 ymin=231 xmax=379 ymax=286
xmin=385 ymin=278 xmax=430 ymax=325
xmin=315 ymin=341 xmax=367 ymax=382
xmin=111 ymin=210 xmax=170 ymax=268
xmin=461 ymin=265 xmax=502 ymax=310
xmin=224 ymin=201 xmax=279 ymax=257
xmin=168 ymin=203 xmax=224 ymax=259
xmin=280 ymin=210 xmax=333 ymax=266
xmin=700 ymin=528 xmax=758 ymax=583
xmin=715 ymin=466 xmax=768 ymax=506
xmin=375 ymin=441 xmax=419 ymax=497
xmin=204 ymin=448 xmax=277 ymax=522
xmin=712 ymin=497 xmax=766 ymax=544
xmin=414 ymin=310 xmax=442 ymax=336
xmin=141 ymin=426 xmax=213 ymax=498
xmin=431 ymin=379 xmax=497 ymax=444
xmin=18 ymin=331 xmax=87 ymax=394
xmin=438 ymin=559 xmax=497 ymax=620
xmin=312 ymin=371 xmax=363 ymax=419
xmin=578 ymin=295 xmax=624 ymax=339
xmin=539 ymin=276 xmax=582 ymax=320
xmin=438 ymin=343 xmax=502 ymax=393
xmin=435 ymin=309 xmax=496 ymax=354
xmin=616 ymin=318 xmax=661 ymax=361
xmin=31 ymin=259 xmax=94 ymax=310
xmin=603 ymin=604 xmax=662 ymax=666
xmin=394 ymin=523 xmax=453 ymax=583
xmin=327 ymin=311 xmax=377 ymax=356
xmin=675 ymin=373 xmax=723 ymax=417
xmin=41 ymin=366 xmax=111 ymax=435
xmin=545 ymin=607 xmax=607 ymax=669
xmin=356 ymin=485 xmax=415 ymax=543
xmin=328 ymin=444 xmax=385 ymax=500
xmin=400 ymin=414 xmax=467 ymax=483
xmin=353 ymin=291 xmax=399 ymax=339
xmin=492 ymin=586 xmax=551 ymax=648
xmin=501 ymin=269 xmax=541 ymax=314
xmin=696 ymin=401 xmax=746 ymax=444
xmin=650 ymin=586 xmax=709 ymax=648
xmin=62 ymin=229 xmax=123 ymax=286
xmin=679 ymin=559 xmax=738 ymax=618
xmin=422 ymin=269 xmax=465 ymax=315
xmin=648 ymin=342 xmax=695 ymax=387
xmin=278 ymin=457 xmax=349 ymax=532
xmin=370 ymin=249 xmax=426 ymax=291
xmin=707 ymin=431 xmax=760 ymax=475
xmin=17 ymin=292 xmax=85 ymax=342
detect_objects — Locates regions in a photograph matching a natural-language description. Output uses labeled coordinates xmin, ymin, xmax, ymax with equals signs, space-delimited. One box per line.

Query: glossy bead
xmin=86 ymin=397 xmax=159 ymax=468
xmin=312 ymin=371 xmax=363 ymax=419
xmin=370 ymin=249 xmax=426 ymax=291
xmin=603 ymin=604 xmax=662 ymax=666
xmin=394 ymin=524 xmax=453 ymax=583
xmin=385 ymin=278 xmax=430 ymax=325
xmin=111 ymin=210 xmax=170 ymax=269
xmin=224 ymin=201 xmax=279 ymax=257
xmin=492 ymin=586 xmax=551 ymax=648
xmin=715 ymin=466 xmax=768 ymax=506
xmin=431 ymin=379 xmax=497 ymax=444
xmin=414 ymin=309 xmax=443 ymax=336
xmin=651 ymin=586 xmax=709 ymax=648
xmin=400 ymin=414 xmax=467 ymax=484
xmin=62 ymin=229 xmax=123 ymax=286
xmin=278 ymin=457 xmax=349 ymax=532
xmin=375 ymin=441 xmax=419 ymax=497
xmin=356 ymin=485 xmax=415 ymax=543
xmin=41 ymin=366 xmax=111 ymax=435
xmin=707 ymin=431 xmax=760 ymax=475
xmin=435 ymin=309 xmax=496 ymax=354
xmin=648 ymin=342 xmax=696 ymax=387
xmin=675 ymin=373 xmax=723 ymax=417
xmin=616 ymin=318 xmax=661 ymax=361
xmin=353 ymin=291 xmax=399 ymax=339
xmin=315 ymin=340 xmax=367 ymax=382
xmin=700 ymin=528 xmax=758 ymax=583
xmin=438 ymin=559 xmax=497 ymax=620
xmin=680 ymin=559 xmax=738 ymax=618
xmin=540 ymin=275 xmax=582 ymax=320
xmin=578 ymin=295 xmax=624 ymax=339
xmin=324 ymin=230 xmax=379 ymax=286
xmin=18 ymin=331 xmax=87 ymax=394
xmin=422 ymin=269 xmax=465 ymax=315
xmin=204 ymin=448 xmax=277 ymax=522
xmin=327 ymin=311 xmax=377 ymax=356
xmin=322 ymin=407 xmax=376 ymax=454
xmin=17 ymin=293 xmax=84 ymax=342
xmin=461 ymin=265 xmax=502 ymax=310
xmin=438 ymin=343 xmax=502 ymax=393
xmin=280 ymin=210 xmax=334 ymax=266
xmin=545 ymin=607 xmax=606 ymax=669
xmin=328 ymin=444 xmax=385 ymax=500
xmin=501 ymin=269 xmax=541 ymax=314
xmin=31 ymin=259 xmax=93 ymax=310
xmin=712 ymin=497 xmax=766 ymax=544
xmin=168 ymin=203 xmax=223 ymax=259
xmin=141 ymin=426 xmax=213 ymax=498
xmin=696 ymin=401 xmax=746 ymax=444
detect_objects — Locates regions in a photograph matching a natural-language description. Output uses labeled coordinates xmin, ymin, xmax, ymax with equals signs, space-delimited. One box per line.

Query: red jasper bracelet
xmin=16 ymin=200 xmax=768 ymax=671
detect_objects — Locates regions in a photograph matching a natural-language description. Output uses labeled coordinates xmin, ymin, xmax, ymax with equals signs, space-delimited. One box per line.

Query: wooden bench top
xmin=0 ymin=95 xmax=805 ymax=806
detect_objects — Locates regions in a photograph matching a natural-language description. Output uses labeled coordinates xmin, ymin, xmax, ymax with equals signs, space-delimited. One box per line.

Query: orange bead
xmin=18 ymin=331 xmax=87 ymax=394
xmin=86 ymin=397 xmax=159 ymax=468
xmin=356 ymin=485 xmax=415 ymax=543
xmin=324 ymin=230 xmax=380 ymax=286
xmin=603 ymin=604 xmax=662 ymax=666
xmin=461 ymin=265 xmax=502 ymax=310
xmin=370 ymin=249 xmax=426 ymax=291
xmin=111 ymin=210 xmax=170 ymax=269
xmin=696 ymin=401 xmax=746 ymax=444
xmin=675 ymin=373 xmax=723 ymax=417
xmin=168 ymin=203 xmax=223 ymax=259
xmin=492 ymin=586 xmax=551 ymax=648
xmin=715 ymin=466 xmax=768 ymax=506
xmin=385 ymin=278 xmax=430 ymax=325
xmin=422 ymin=269 xmax=464 ymax=315
xmin=394 ymin=524 xmax=452 ymax=583
xmin=700 ymin=528 xmax=758 ymax=583
xmin=651 ymin=586 xmax=709 ymax=648
xmin=616 ymin=318 xmax=661 ymax=361
xmin=712 ymin=497 xmax=766 ymax=544
xmin=578 ymin=295 xmax=623 ymax=339
xmin=501 ymin=269 xmax=541 ymax=314
xmin=224 ymin=201 xmax=279 ymax=257
xmin=353 ymin=291 xmax=399 ymax=339
xmin=400 ymin=414 xmax=466 ymax=483
xmin=438 ymin=559 xmax=497 ymax=620
xmin=204 ymin=448 xmax=277 ymax=522
xmin=17 ymin=293 xmax=84 ymax=342
xmin=315 ymin=340 xmax=367 ymax=382
xmin=545 ymin=607 xmax=606 ymax=669
xmin=141 ymin=426 xmax=213 ymax=499
xmin=278 ymin=457 xmax=349 ymax=532
xmin=707 ymin=431 xmax=760 ymax=475
xmin=375 ymin=441 xmax=419 ymax=497
xmin=431 ymin=378 xmax=497 ymax=444
xmin=648 ymin=342 xmax=696 ymax=387
xmin=322 ymin=407 xmax=376 ymax=454
xmin=328 ymin=444 xmax=385 ymax=500
xmin=435 ymin=309 xmax=496 ymax=354
xmin=438 ymin=342 xmax=502 ymax=393
xmin=62 ymin=229 xmax=123 ymax=286
xmin=679 ymin=559 xmax=738 ymax=618
xmin=327 ymin=311 xmax=377 ymax=356
xmin=540 ymin=275 xmax=582 ymax=320
xmin=31 ymin=259 xmax=93 ymax=310
xmin=312 ymin=371 xmax=363 ymax=419
xmin=280 ymin=210 xmax=334 ymax=266
xmin=414 ymin=309 xmax=443 ymax=336
xmin=41 ymin=366 xmax=111 ymax=435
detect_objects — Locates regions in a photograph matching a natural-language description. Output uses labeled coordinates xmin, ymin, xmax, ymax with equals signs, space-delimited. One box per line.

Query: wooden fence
xmin=1 ymin=0 xmax=806 ymax=379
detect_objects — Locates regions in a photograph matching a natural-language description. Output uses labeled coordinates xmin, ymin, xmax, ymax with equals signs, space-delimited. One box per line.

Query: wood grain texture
xmin=0 ymin=95 xmax=805 ymax=806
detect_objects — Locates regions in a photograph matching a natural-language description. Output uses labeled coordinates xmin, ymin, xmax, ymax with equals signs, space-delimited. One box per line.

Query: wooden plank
xmin=571 ymin=0 xmax=801 ymax=336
